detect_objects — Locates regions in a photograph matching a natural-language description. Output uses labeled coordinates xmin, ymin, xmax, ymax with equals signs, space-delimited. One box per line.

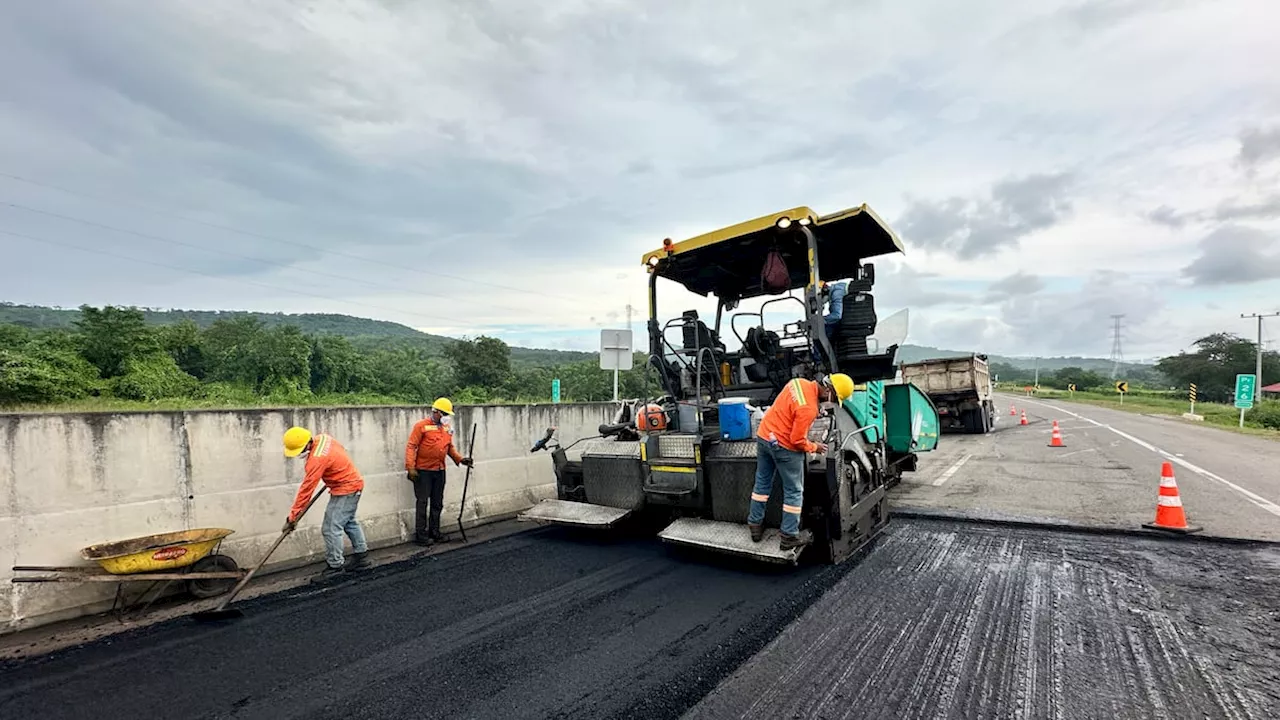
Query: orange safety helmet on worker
xmin=281 ymin=426 xmax=369 ymax=577
xmin=747 ymin=374 xmax=855 ymax=550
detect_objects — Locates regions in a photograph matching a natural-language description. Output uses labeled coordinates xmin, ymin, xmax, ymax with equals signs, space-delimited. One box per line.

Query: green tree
xmin=74 ymin=305 xmax=158 ymax=377
xmin=1157 ymin=333 xmax=1280 ymax=402
xmin=444 ymin=336 xmax=511 ymax=388
xmin=1050 ymin=366 xmax=1107 ymax=391
xmin=367 ymin=347 xmax=451 ymax=403
xmin=310 ymin=335 xmax=372 ymax=394
xmin=158 ymin=319 xmax=208 ymax=379
xmin=112 ymin=353 xmax=200 ymax=401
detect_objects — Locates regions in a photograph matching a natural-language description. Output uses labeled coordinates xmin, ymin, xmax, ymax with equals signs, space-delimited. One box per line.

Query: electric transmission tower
xmin=1109 ymin=314 xmax=1125 ymax=379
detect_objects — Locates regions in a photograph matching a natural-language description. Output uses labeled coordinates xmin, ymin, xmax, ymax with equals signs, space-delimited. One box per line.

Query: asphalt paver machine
xmin=523 ymin=204 xmax=940 ymax=564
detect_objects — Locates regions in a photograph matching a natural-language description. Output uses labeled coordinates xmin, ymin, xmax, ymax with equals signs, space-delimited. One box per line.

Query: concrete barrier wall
xmin=0 ymin=402 xmax=620 ymax=634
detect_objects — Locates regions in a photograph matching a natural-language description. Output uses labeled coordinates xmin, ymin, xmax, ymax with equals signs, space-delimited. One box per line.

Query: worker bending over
xmin=405 ymin=398 xmax=473 ymax=545
xmin=747 ymin=373 xmax=854 ymax=550
xmin=282 ymin=426 xmax=370 ymax=579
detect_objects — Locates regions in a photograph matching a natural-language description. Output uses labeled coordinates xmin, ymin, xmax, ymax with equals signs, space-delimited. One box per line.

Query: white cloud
xmin=1 ymin=0 xmax=1279 ymax=360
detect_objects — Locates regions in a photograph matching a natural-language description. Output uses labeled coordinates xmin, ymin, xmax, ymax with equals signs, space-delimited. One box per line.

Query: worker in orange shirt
xmin=282 ymin=426 xmax=370 ymax=579
xmin=747 ymin=373 xmax=854 ymax=550
xmin=405 ymin=398 xmax=473 ymax=545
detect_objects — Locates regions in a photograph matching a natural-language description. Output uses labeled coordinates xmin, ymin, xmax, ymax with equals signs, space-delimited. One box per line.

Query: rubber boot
xmin=748 ymin=524 xmax=763 ymax=543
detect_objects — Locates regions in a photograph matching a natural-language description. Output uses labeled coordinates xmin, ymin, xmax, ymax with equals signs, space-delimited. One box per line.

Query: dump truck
xmin=521 ymin=204 xmax=941 ymax=566
xmin=899 ymin=354 xmax=995 ymax=433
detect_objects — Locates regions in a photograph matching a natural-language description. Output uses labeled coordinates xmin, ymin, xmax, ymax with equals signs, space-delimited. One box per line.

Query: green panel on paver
xmin=884 ymin=383 xmax=940 ymax=454
xmin=843 ymin=381 xmax=885 ymax=444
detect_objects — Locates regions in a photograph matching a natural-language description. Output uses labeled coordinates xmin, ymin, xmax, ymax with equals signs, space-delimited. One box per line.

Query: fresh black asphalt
xmin=2 ymin=519 xmax=1277 ymax=719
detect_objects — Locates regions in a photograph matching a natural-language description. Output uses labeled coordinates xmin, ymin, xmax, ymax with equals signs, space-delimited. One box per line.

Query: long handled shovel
xmin=456 ymin=422 xmax=478 ymax=543
xmin=191 ymin=488 xmax=326 ymax=622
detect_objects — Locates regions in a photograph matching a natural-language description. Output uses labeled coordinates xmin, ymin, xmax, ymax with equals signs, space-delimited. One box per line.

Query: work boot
xmin=428 ymin=530 xmax=450 ymax=543
xmin=345 ymin=551 xmax=371 ymax=571
xmin=748 ymin=523 xmax=763 ymax=543
xmin=314 ymin=565 xmax=346 ymax=583
xmin=412 ymin=537 xmax=432 ymax=547
xmin=779 ymin=531 xmax=812 ymax=551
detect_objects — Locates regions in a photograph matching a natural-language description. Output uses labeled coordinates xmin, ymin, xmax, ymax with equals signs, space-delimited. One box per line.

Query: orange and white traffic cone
xmin=1049 ymin=420 xmax=1064 ymax=447
xmin=1020 ymin=411 xmax=1028 ymax=426
xmin=1010 ymin=404 xmax=1017 ymax=416
xmin=1142 ymin=462 xmax=1201 ymax=534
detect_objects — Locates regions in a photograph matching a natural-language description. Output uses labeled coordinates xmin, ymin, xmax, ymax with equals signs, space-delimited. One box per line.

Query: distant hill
xmin=0 ymin=303 xmax=592 ymax=366
xmin=1 ymin=303 xmax=1150 ymax=373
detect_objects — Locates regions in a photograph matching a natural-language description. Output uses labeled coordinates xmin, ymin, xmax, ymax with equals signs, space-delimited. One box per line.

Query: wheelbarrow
xmin=11 ymin=528 xmax=246 ymax=620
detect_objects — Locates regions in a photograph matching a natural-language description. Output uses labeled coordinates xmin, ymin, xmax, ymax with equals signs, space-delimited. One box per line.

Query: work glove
xmin=461 ymin=457 xmax=474 ymax=467
xmin=407 ymin=469 xmax=419 ymax=481
xmin=282 ymin=518 xmax=297 ymax=533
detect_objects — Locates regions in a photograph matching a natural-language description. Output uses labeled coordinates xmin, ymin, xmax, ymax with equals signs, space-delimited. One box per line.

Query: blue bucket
xmin=719 ymin=397 xmax=752 ymax=441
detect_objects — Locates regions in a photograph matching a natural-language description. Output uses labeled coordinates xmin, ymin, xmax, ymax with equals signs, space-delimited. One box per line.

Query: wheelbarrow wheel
xmin=187 ymin=554 xmax=240 ymax=599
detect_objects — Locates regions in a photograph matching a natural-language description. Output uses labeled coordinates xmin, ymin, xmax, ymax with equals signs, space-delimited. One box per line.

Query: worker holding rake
xmin=282 ymin=426 xmax=371 ymax=579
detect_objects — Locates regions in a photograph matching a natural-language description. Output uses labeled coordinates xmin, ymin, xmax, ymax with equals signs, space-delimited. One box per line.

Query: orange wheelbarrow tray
xmin=11 ymin=528 xmax=247 ymax=603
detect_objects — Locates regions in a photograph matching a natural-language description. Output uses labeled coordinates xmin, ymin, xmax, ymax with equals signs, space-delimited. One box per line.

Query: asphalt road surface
xmin=3 ymin=517 xmax=1277 ymax=720
xmin=687 ymin=517 xmax=1280 ymax=719
xmin=893 ymin=393 xmax=1280 ymax=541
xmin=0 ymin=526 xmax=853 ymax=720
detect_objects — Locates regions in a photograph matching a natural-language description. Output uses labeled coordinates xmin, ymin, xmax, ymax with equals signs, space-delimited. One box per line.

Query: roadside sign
xmin=598 ymin=329 xmax=633 ymax=371
xmin=1235 ymin=374 xmax=1255 ymax=409
xmin=1115 ymin=381 xmax=1128 ymax=393
xmin=1189 ymin=383 xmax=1197 ymax=415
xmin=1068 ymin=383 xmax=1076 ymax=393
xmin=552 ymin=378 xmax=561 ymax=404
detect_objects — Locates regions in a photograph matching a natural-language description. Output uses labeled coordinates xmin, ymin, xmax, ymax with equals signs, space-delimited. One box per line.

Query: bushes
xmin=112 ymin=354 xmax=200 ymax=402
xmin=0 ymin=347 xmax=103 ymax=404
xmin=1247 ymin=401 xmax=1280 ymax=430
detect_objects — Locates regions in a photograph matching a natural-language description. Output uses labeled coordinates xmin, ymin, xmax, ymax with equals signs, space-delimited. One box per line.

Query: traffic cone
xmin=1010 ymin=404 xmax=1017 ymax=416
xmin=1142 ymin=462 xmax=1201 ymax=533
xmin=1020 ymin=411 xmax=1028 ymax=426
xmin=1049 ymin=420 xmax=1064 ymax=447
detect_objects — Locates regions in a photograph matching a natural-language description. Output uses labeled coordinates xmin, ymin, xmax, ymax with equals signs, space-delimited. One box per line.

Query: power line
xmin=0 ymin=226 xmax=470 ymax=327
xmin=0 ymin=170 xmax=580 ymax=302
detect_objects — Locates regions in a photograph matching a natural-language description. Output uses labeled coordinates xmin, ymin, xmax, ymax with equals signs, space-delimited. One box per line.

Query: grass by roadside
xmin=999 ymin=387 xmax=1280 ymax=440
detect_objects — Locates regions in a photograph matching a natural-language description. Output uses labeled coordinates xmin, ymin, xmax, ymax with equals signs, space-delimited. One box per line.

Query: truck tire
xmin=963 ymin=408 xmax=981 ymax=434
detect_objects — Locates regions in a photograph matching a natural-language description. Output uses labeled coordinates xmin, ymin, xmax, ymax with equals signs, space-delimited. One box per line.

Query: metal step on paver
xmin=517 ymin=499 xmax=632 ymax=528
xmin=658 ymin=517 xmax=805 ymax=564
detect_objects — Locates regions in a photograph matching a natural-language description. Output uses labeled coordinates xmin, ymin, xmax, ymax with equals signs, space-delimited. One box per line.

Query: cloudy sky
xmin=2 ymin=0 xmax=1278 ymax=360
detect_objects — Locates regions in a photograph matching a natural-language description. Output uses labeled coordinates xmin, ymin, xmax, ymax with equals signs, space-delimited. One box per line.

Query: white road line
xmin=933 ymin=454 xmax=973 ymax=487
xmin=1057 ymin=448 xmax=1098 ymax=459
xmin=1014 ymin=396 xmax=1280 ymax=518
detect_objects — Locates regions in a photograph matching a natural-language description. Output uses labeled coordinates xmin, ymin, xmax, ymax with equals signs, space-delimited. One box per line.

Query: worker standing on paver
xmin=747 ymin=374 xmax=855 ymax=549
xmin=405 ymin=398 xmax=473 ymax=546
xmin=282 ymin=426 xmax=371 ymax=579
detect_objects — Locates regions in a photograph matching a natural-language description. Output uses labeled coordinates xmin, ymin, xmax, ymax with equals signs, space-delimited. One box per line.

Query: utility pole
xmin=1109 ymin=314 xmax=1125 ymax=380
xmin=1033 ymin=357 xmax=1040 ymax=387
xmin=1242 ymin=311 xmax=1280 ymax=403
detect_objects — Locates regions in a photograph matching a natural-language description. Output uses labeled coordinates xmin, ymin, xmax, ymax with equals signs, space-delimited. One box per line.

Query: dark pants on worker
xmin=413 ymin=469 xmax=446 ymax=540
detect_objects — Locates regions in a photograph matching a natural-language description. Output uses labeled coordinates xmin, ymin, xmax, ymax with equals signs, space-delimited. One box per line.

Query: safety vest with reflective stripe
xmin=757 ymin=378 xmax=821 ymax=453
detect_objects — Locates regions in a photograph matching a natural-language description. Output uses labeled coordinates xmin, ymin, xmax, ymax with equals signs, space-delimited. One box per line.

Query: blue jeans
xmin=322 ymin=491 xmax=368 ymax=568
xmin=747 ymin=439 xmax=805 ymax=536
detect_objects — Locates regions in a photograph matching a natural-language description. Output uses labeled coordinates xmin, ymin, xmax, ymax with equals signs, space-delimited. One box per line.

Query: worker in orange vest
xmin=405 ymin=398 xmax=473 ymax=545
xmin=748 ymin=373 xmax=854 ymax=550
xmin=282 ymin=426 xmax=370 ymax=579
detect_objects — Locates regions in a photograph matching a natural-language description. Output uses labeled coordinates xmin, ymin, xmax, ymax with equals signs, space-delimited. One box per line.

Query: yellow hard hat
xmin=283 ymin=426 xmax=312 ymax=457
xmin=431 ymin=397 xmax=454 ymax=415
xmin=828 ymin=373 xmax=855 ymax=402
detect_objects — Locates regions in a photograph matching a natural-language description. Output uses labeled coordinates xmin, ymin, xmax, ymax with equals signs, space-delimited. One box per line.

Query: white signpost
xmin=600 ymin=329 xmax=634 ymax=401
